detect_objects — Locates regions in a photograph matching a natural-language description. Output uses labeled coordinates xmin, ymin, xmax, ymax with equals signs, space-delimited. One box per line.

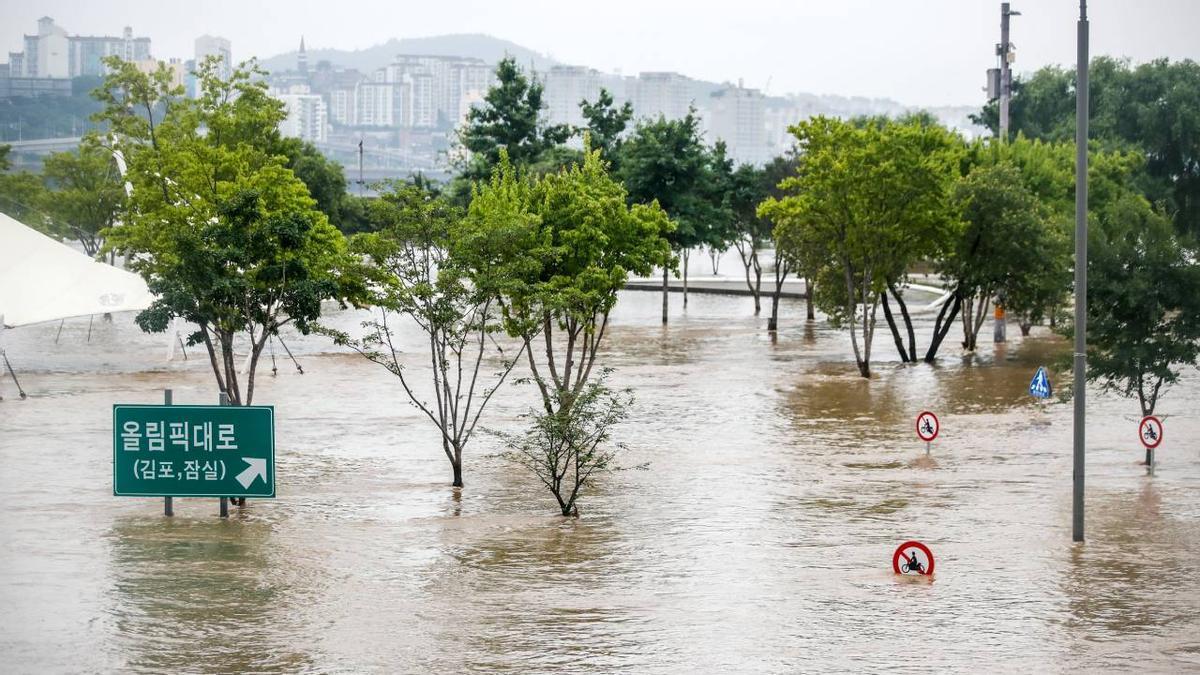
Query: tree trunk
xmin=924 ymin=292 xmax=962 ymax=362
xmin=881 ymin=291 xmax=910 ymax=362
xmin=804 ymin=277 xmax=815 ymax=320
xmin=682 ymin=250 xmax=689 ymax=308
xmin=710 ymin=248 xmax=719 ymax=275
xmin=751 ymin=252 xmax=762 ymax=315
xmin=661 ymin=266 xmax=669 ymax=325
xmin=452 ymin=460 xmax=463 ymax=488
xmin=889 ymin=283 xmax=916 ymax=361
xmin=1020 ymin=322 xmax=1032 ymax=337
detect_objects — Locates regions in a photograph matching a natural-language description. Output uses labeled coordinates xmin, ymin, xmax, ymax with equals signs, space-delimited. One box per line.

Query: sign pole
xmin=219 ymin=391 xmax=229 ymax=519
xmin=164 ymin=388 xmax=174 ymax=517
xmin=1071 ymin=0 xmax=1089 ymax=543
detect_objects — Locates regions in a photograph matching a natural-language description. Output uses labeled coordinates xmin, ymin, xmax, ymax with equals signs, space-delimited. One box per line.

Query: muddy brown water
xmin=2 ymin=290 xmax=1199 ymax=673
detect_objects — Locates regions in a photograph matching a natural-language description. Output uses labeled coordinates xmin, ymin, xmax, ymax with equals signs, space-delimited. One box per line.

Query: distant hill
xmin=259 ymin=33 xmax=558 ymax=75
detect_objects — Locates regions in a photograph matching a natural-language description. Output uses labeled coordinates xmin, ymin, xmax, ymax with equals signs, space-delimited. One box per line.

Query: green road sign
xmin=113 ymin=405 xmax=275 ymax=498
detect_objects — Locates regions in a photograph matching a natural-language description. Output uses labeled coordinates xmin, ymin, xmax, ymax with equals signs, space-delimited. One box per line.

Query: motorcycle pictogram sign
xmin=893 ymin=540 xmax=935 ymax=576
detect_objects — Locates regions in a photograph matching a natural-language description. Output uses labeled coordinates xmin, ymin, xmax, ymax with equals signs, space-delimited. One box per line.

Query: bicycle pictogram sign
xmin=916 ymin=411 xmax=939 ymax=443
xmin=1139 ymin=415 xmax=1163 ymax=450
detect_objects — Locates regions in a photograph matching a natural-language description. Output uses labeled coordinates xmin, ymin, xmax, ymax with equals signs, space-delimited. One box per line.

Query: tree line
xmin=2 ymin=54 xmax=1198 ymax=513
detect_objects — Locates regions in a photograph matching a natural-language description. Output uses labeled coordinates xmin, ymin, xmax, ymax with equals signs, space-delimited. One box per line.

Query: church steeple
xmin=298 ymin=36 xmax=308 ymax=75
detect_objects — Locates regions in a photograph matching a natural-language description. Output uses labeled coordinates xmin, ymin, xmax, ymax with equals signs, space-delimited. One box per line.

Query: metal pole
xmin=999 ymin=3 xmax=1012 ymax=141
xmin=1072 ymin=0 xmax=1089 ymax=543
xmin=219 ymin=391 xmax=230 ymax=518
xmin=164 ymin=389 xmax=174 ymax=517
xmin=993 ymin=3 xmax=1016 ymax=344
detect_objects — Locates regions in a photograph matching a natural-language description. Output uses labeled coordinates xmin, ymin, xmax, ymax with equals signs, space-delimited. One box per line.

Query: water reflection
xmin=106 ymin=516 xmax=314 ymax=674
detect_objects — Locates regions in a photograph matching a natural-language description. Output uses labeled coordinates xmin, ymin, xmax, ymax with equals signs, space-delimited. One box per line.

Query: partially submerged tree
xmin=1082 ymin=192 xmax=1200 ymax=418
xmin=470 ymin=150 xmax=671 ymax=515
xmin=494 ymin=371 xmax=632 ymax=517
xmin=97 ymin=56 xmax=365 ymax=404
xmin=942 ymin=162 xmax=1052 ymax=353
xmin=618 ymin=110 xmax=715 ymax=320
xmin=326 ymin=182 xmax=525 ymax=487
xmin=761 ymin=116 xmax=959 ymax=374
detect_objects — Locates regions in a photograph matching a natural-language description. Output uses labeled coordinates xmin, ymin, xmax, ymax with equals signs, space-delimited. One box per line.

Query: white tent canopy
xmin=0 ymin=211 xmax=154 ymax=328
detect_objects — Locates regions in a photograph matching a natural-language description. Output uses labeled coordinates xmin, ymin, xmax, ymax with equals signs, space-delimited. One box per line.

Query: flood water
xmin=2 ymin=286 xmax=1199 ymax=673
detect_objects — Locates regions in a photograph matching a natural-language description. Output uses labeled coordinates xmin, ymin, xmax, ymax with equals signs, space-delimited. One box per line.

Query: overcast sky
xmin=2 ymin=0 xmax=1197 ymax=106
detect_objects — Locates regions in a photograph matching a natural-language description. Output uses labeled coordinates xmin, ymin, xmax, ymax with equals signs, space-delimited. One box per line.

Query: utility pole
xmin=1072 ymin=0 xmax=1089 ymax=543
xmin=357 ymin=138 xmax=364 ymax=196
xmin=998 ymin=3 xmax=1019 ymax=141
xmin=994 ymin=2 xmax=1020 ymax=344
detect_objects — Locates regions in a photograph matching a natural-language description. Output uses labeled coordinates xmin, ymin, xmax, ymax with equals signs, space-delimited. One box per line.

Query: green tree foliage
xmin=976 ymin=57 xmax=1200 ymax=239
xmin=945 ymin=162 xmax=1058 ymax=353
xmin=95 ymin=56 xmax=366 ymax=405
xmin=494 ymin=371 xmax=632 ymax=517
xmin=579 ymin=88 xmax=633 ymax=165
xmin=617 ymin=110 xmax=720 ymax=321
xmin=325 ymin=182 xmax=524 ymax=488
xmin=0 ymin=156 xmax=50 ymax=232
xmin=40 ymin=137 xmax=127 ymax=257
xmin=0 ymin=76 xmax=105 ymax=142
xmin=465 ymin=149 xmax=671 ymax=515
xmin=761 ymin=116 xmax=960 ymax=375
xmin=454 ymin=57 xmax=571 ymax=190
xmin=719 ymin=159 xmax=772 ymax=313
xmin=1083 ymin=193 xmax=1200 ymax=416
xmin=274 ymin=137 xmax=350 ymax=229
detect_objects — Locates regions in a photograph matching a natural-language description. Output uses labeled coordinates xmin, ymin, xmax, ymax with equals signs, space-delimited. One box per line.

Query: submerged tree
xmin=325 ymin=182 xmax=525 ymax=488
xmin=470 ymin=150 xmax=671 ymax=515
xmin=494 ymin=371 xmax=632 ymax=517
xmin=97 ymin=57 xmax=366 ymax=405
xmin=761 ymin=116 xmax=959 ymax=375
xmin=1082 ymin=192 xmax=1200 ymax=418
xmin=617 ymin=110 xmax=715 ymax=321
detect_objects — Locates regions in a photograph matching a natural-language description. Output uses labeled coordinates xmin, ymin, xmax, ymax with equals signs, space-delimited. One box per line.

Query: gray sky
xmin=2 ymin=0 xmax=1198 ymax=106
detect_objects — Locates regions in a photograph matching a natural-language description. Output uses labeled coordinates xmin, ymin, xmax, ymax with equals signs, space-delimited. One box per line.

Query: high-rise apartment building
xmin=70 ymin=26 xmax=152 ymax=77
xmin=5 ymin=18 xmax=152 ymax=79
xmin=543 ymin=66 xmax=603 ymax=129
xmin=194 ymin=35 xmax=232 ymax=81
xmin=631 ymin=71 xmax=693 ymax=121
xmin=705 ymin=81 xmax=768 ymax=166
xmin=276 ymin=85 xmax=328 ymax=143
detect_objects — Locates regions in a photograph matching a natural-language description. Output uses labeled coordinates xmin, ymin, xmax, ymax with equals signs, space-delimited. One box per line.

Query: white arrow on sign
xmin=235 ymin=457 xmax=267 ymax=489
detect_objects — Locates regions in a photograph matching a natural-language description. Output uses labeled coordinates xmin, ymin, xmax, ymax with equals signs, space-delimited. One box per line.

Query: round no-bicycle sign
xmin=916 ymin=411 xmax=939 ymax=443
xmin=893 ymin=540 xmax=935 ymax=576
xmin=1139 ymin=415 xmax=1163 ymax=449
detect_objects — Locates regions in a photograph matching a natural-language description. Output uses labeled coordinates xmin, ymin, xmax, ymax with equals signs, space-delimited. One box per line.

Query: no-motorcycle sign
xmin=893 ymin=540 xmax=935 ymax=576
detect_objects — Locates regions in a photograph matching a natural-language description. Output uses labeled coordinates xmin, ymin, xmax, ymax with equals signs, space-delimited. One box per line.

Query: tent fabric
xmin=0 ymin=212 xmax=154 ymax=328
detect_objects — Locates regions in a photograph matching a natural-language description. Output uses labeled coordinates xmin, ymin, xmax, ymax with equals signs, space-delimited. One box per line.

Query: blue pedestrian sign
xmin=1029 ymin=366 xmax=1053 ymax=399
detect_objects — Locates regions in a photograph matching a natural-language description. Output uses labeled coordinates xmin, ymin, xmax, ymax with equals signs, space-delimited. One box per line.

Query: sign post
xmin=113 ymin=402 xmax=275 ymax=515
xmin=1139 ymin=415 xmax=1162 ymax=475
xmin=916 ymin=411 xmax=939 ymax=455
xmin=163 ymin=388 xmax=174 ymax=517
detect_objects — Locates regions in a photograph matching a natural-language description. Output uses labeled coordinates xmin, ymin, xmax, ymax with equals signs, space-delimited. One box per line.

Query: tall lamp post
xmin=1072 ymin=0 xmax=1089 ymax=543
